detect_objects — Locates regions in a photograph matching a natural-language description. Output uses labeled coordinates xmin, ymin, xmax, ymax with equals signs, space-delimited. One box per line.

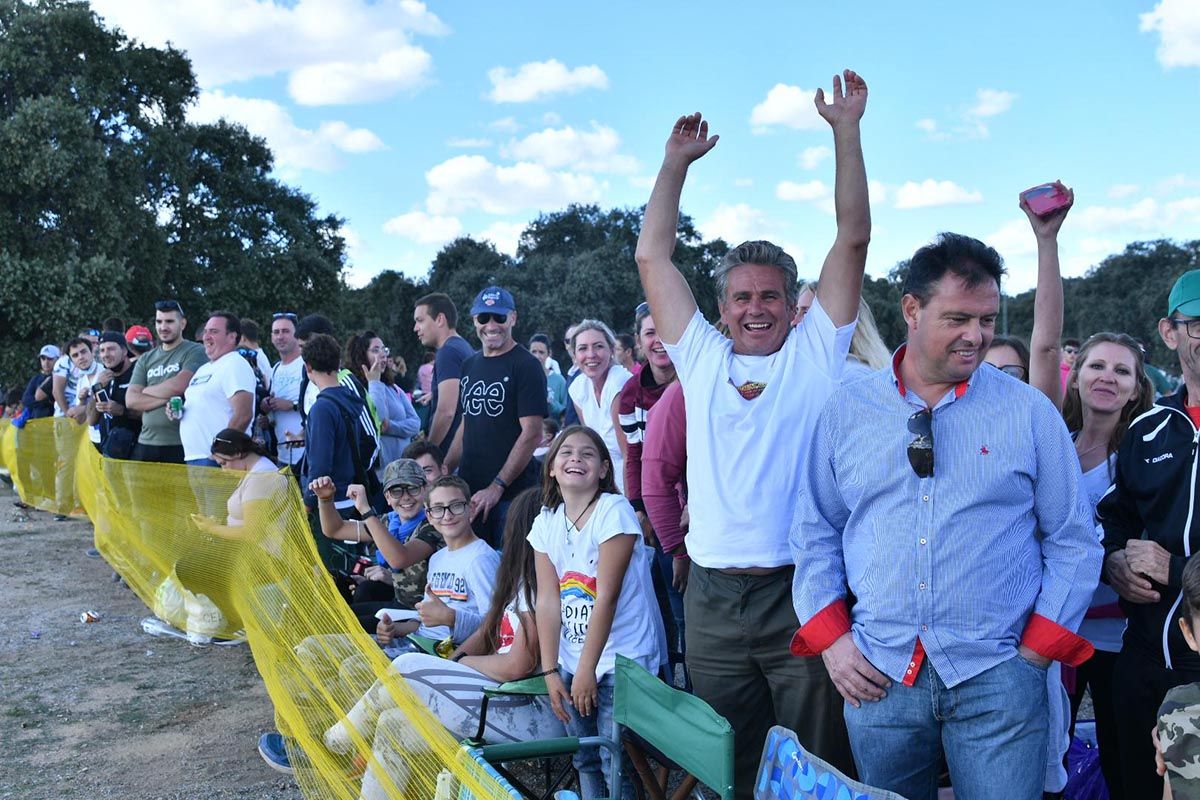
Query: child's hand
xmin=308 ymin=476 xmax=336 ymax=502
xmin=545 ymin=670 xmax=573 ymax=724
xmin=376 ymin=612 xmax=396 ymax=645
xmin=363 ymin=565 xmax=389 ymax=583
xmin=416 ymin=584 xmax=455 ymax=628
xmin=1153 ymin=724 xmax=1167 ymax=778
xmin=346 ymin=483 xmax=371 ymax=514
xmin=571 ymin=668 xmax=599 ymax=718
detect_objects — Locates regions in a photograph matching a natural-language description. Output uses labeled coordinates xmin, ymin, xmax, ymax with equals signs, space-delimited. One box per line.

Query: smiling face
xmin=155 ymin=310 xmax=184 ymax=346
xmin=202 ymin=316 xmax=238 ymax=361
xmin=426 ymin=485 xmax=472 ymax=541
xmin=719 ymin=263 xmax=797 ymax=356
xmin=550 ymin=431 xmax=608 ymax=493
xmin=386 ymin=482 xmax=425 ymax=520
xmin=574 ymin=329 xmax=612 ymax=381
xmin=903 ymin=273 xmax=1000 ymax=387
xmin=98 ymin=341 xmax=127 ymax=372
xmin=637 ymin=314 xmax=672 ymax=372
xmin=473 ymin=311 xmax=515 ymax=355
xmin=1075 ymin=341 xmax=1140 ymax=415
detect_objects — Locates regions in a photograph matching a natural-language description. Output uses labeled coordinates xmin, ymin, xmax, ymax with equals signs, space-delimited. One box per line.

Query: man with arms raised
xmin=634 ymin=70 xmax=869 ymax=793
xmin=413 ymin=293 xmax=475 ymax=452
xmin=127 ymin=300 xmax=207 ymax=464
xmin=791 ymin=234 xmax=1100 ymax=799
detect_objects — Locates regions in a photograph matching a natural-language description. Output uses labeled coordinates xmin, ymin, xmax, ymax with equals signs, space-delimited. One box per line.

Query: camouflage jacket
xmin=1159 ymin=681 xmax=1200 ymax=797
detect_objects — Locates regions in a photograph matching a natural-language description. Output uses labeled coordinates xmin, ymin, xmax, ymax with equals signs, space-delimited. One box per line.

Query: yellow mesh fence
xmin=0 ymin=417 xmax=518 ymax=800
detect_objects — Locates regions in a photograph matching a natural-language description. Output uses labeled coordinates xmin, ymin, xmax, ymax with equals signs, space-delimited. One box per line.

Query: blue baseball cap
xmin=470 ymin=286 xmax=515 ymax=316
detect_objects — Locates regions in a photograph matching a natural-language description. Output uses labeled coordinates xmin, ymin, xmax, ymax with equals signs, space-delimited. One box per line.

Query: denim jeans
xmin=186 ymin=458 xmax=224 ymax=518
xmin=560 ymin=669 xmax=634 ymax=800
xmin=844 ymin=654 xmax=1048 ymax=800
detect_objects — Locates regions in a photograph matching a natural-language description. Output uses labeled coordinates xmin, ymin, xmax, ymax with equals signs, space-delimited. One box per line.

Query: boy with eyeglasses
xmin=126 ymin=299 xmax=207 ymax=464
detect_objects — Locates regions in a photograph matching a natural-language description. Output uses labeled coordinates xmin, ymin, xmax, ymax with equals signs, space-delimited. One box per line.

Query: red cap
xmin=125 ymin=325 xmax=153 ymax=349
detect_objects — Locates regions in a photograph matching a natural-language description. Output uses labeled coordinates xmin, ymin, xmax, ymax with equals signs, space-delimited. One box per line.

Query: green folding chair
xmin=472 ymin=655 xmax=735 ymax=800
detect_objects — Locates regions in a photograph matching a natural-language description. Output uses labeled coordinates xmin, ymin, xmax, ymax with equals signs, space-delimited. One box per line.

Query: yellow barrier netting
xmin=0 ymin=417 xmax=516 ymax=800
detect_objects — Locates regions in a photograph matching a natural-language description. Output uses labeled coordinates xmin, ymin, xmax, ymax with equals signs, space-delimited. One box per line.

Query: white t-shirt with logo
xmin=52 ymin=356 xmax=99 ymax=416
xmin=662 ymin=301 xmax=855 ymax=569
xmin=76 ymin=370 xmax=103 ymax=444
xmin=268 ymin=357 xmax=305 ymax=465
xmin=180 ymin=351 xmax=257 ymax=461
xmin=568 ymin=363 xmax=633 ymax=493
xmin=527 ymin=492 xmax=665 ymax=677
xmin=416 ymin=537 xmax=500 ymax=644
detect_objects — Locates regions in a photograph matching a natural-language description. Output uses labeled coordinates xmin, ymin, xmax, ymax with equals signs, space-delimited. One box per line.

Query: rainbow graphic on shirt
xmin=559 ymin=572 xmax=597 ymax=602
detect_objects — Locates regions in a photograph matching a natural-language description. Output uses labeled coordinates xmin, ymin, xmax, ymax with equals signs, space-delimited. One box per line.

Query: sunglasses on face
xmin=272 ymin=312 xmax=298 ymax=322
xmin=907 ymin=409 xmax=934 ymax=479
xmin=155 ymin=300 xmax=184 ymax=315
xmin=426 ymin=500 xmax=469 ymax=519
xmin=476 ymin=313 xmax=508 ymax=325
xmin=386 ymin=485 xmax=423 ymax=499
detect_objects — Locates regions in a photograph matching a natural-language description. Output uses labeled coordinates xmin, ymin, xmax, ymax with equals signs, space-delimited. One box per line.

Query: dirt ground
xmin=0 ymin=480 xmax=303 ymax=800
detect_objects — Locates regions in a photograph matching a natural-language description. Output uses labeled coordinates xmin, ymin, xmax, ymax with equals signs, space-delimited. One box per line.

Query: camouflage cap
xmin=382 ymin=458 xmax=427 ymax=493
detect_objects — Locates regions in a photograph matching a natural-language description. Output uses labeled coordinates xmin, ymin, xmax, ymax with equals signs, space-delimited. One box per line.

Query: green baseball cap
xmin=1168 ymin=270 xmax=1200 ymax=317
xmin=382 ymin=458 xmax=426 ymax=493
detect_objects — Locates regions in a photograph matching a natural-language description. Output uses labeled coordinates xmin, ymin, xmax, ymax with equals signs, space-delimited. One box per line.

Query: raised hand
xmin=664 ymin=112 xmax=719 ymax=167
xmin=815 ymin=69 xmax=868 ymax=129
xmin=308 ymin=476 xmax=336 ymax=502
xmin=1021 ymin=181 xmax=1074 ymax=240
xmin=416 ymin=584 xmax=455 ymax=628
xmin=346 ymin=483 xmax=372 ymax=515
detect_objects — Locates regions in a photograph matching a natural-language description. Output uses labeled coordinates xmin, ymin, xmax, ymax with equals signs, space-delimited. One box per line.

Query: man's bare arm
xmin=813 ymin=70 xmax=870 ymax=328
xmin=428 ymin=378 xmax=460 ymax=446
xmin=143 ymin=370 xmax=195 ymax=400
xmin=227 ymin=391 xmax=253 ymax=433
xmin=635 ymin=113 xmax=717 ymax=345
xmin=445 ymin=418 xmax=464 ymax=474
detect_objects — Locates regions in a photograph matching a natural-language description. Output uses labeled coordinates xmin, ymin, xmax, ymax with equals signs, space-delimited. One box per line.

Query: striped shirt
xmin=790 ymin=354 xmax=1102 ymax=688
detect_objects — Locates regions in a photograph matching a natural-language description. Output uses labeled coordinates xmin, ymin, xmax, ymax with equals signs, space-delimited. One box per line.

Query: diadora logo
xmin=1146 ymin=452 xmax=1175 ymax=464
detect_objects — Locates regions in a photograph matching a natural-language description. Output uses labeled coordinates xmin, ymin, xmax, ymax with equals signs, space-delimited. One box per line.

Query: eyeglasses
xmin=272 ymin=312 xmax=298 ymax=322
xmin=999 ymin=364 xmax=1027 ymax=380
xmin=476 ymin=313 xmax=508 ymax=325
xmin=1170 ymin=318 xmax=1200 ymax=340
xmin=426 ymin=500 xmax=469 ymax=519
xmin=907 ymin=409 xmax=934 ymax=479
xmin=155 ymin=300 xmax=185 ymax=315
xmin=386 ymin=485 xmax=423 ymax=499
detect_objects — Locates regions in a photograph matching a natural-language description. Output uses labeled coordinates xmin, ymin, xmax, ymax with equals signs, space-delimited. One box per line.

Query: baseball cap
xmin=1168 ymin=270 xmax=1200 ymax=317
xmin=382 ymin=458 xmax=427 ymax=493
xmin=98 ymin=331 xmax=126 ymax=347
xmin=39 ymin=344 xmax=61 ymax=360
xmin=470 ymin=286 xmax=515 ymax=317
xmin=296 ymin=314 xmax=334 ymax=340
xmin=125 ymin=325 xmax=153 ymax=352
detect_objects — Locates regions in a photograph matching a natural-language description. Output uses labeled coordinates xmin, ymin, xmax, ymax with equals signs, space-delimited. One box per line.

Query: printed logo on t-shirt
xmin=461 ymin=377 xmax=507 ymax=418
xmin=145 ymin=363 xmax=183 ymax=381
xmin=497 ymin=613 xmax=516 ymax=653
xmin=560 ymin=571 xmax=597 ymax=645
xmin=189 ymin=374 xmax=213 ymax=387
xmin=427 ymin=569 xmax=470 ymax=602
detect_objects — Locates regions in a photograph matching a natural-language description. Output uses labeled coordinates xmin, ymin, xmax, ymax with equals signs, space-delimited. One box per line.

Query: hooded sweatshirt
xmin=303 ymin=385 xmax=368 ymax=511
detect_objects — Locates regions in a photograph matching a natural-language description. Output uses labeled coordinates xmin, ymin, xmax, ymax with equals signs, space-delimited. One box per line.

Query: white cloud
xmin=798 ymin=145 xmax=832 ymax=170
xmin=868 ymin=179 xmax=890 ymax=206
xmin=92 ymin=0 xmax=447 ymax=104
xmin=985 ymin=218 xmax=1036 ymax=258
xmin=479 ymin=221 xmax=526 ymax=256
xmin=424 ymin=155 xmax=604 ymax=215
xmin=970 ymin=89 xmax=1017 ymax=118
xmin=894 ymin=179 xmax=983 ymax=210
xmin=542 ymin=112 xmax=563 ymax=126
xmin=487 ymin=59 xmax=609 ymax=103
xmin=915 ymin=118 xmax=939 ymax=134
xmin=190 ymin=90 xmax=385 ymax=173
xmin=341 ymin=226 xmax=375 ymax=288
xmin=1141 ymin=0 xmax=1200 ymax=68
xmin=733 ymin=178 xmax=754 ymax=188
xmin=750 ymin=84 xmax=822 ymax=133
xmin=1108 ymin=183 xmax=1140 ymax=200
xmin=289 ymin=46 xmax=432 ymax=105
xmin=382 ymin=211 xmax=463 ymax=245
xmin=629 ymin=175 xmax=656 ymax=190
xmin=489 ymin=117 xmax=521 ymax=133
xmin=776 ymin=179 xmax=830 ymax=202
xmin=503 ymin=123 xmax=637 ymax=173
xmin=1075 ymin=198 xmax=1159 ymax=231
xmin=697 ymin=204 xmax=804 ymax=264
xmin=446 ymin=137 xmax=492 ymax=148
xmin=1159 ymin=174 xmax=1200 ymax=194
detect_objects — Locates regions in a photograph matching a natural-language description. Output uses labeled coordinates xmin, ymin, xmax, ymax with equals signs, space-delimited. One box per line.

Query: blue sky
xmin=92 ymin=0 xmax=1200 ymax=293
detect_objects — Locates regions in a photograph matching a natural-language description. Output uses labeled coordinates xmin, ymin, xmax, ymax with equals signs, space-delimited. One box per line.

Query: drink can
xmin=169 ymin=396 xmax=183 ymax=415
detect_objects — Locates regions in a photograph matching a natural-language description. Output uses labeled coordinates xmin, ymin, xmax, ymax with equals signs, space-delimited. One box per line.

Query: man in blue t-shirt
xmin=446 ymin=286 xmax=547 ymax=547
xmin=413 ymin=293 xmax=475 ymax=454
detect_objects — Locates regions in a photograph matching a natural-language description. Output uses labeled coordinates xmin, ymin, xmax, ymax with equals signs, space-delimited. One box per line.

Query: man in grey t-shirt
xmin=126 ymin=300 xmax=206 ymax=464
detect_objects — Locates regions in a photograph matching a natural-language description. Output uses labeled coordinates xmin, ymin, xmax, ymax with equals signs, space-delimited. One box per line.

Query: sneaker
xmin=85 ymin=547 xmax=101 ymax=558
xmin=53 ymin=514 xmax=69 ymax=522
xmin=13 ymin=500 xmax=31 ymax=509
xmin=258 ymin=732 xmax=294 ymax=774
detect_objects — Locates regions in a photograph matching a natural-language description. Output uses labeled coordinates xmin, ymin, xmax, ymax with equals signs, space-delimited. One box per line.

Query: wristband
xmin=452 ymin=652 xmax=467 ymax=662
xmin=491 ymin=476 xmax=508 ymax=490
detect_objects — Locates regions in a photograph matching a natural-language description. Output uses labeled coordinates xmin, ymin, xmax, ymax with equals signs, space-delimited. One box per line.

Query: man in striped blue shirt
xmin=790 ymin=233 xmax=1102 ymax=799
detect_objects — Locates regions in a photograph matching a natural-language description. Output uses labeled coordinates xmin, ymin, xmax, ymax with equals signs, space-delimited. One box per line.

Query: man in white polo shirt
xmin=634 ymin=70 xmax=870 ymax=796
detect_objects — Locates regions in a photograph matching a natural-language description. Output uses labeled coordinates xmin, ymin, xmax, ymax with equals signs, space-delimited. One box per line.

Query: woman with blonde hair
xmin=567 ymin=320 xmax=632 ymax=492
xmin=798 ymin=283 xmax=890 ymax=381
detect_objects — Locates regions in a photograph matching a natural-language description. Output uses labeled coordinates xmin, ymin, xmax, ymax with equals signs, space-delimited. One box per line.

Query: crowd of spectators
xmin=9 ymin=68 xmax=1200 ymax=800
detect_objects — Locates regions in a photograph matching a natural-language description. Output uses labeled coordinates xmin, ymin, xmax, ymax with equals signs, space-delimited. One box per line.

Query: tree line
xmin=0 ymin=0 xmax=1195 ymax=392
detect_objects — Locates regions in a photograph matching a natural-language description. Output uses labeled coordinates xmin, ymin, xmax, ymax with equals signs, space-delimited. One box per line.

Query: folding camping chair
xmin=753 ymin=725 xmax=906 ymax=800
xmin=471 ymin=655 xmax=735 ymax=800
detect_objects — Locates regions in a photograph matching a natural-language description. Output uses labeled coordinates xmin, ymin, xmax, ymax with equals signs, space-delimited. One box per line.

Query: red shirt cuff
xmin=790 ymin=599 xmax=851 ymax=657
xmin=1020 ymin=613 xmax=1095 ymax=667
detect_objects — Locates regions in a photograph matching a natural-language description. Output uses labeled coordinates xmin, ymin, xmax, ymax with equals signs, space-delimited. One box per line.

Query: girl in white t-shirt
xmin=529 ymin=426 xmax=665 ymax=800
xmin=324 ymin=488 xmax=564 ymax=799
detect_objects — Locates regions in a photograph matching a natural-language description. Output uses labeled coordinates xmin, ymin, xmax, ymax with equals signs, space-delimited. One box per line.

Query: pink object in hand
xmin=1021 ymin=183 xmax=1071 ymax=217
